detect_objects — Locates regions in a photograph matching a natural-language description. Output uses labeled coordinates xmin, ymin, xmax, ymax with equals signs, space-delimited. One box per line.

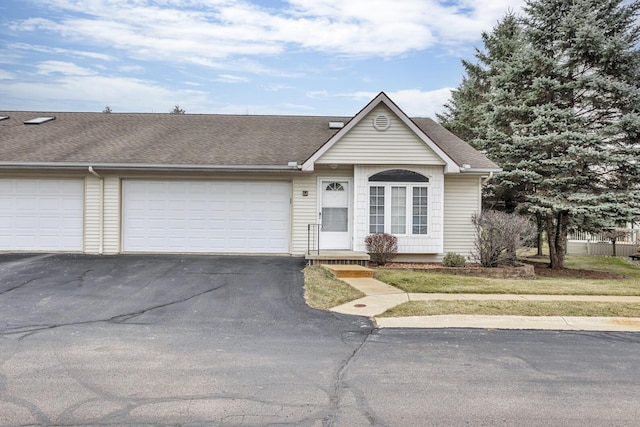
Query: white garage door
xmin=0 ymin=178 xmax=84 ymax=251
xmin=123 ymin=180 xmax=291 ymax=253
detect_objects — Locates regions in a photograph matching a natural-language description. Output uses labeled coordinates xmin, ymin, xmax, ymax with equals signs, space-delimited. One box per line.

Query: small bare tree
xmin=601 ymin=229 xmax=631 ymax=257
xmin=471 ymin=211 xmax=535 ymax=267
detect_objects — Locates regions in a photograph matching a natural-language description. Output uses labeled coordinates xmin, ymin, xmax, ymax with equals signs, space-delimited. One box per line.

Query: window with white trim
xmin=368 ymin=170 xmax=429 ymax=235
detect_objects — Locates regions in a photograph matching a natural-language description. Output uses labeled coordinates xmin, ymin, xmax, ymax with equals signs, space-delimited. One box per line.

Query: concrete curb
xmin=374 ymin=315 xmax=640 ymax=331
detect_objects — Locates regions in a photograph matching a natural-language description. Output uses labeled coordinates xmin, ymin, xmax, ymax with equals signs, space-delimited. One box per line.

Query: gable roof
xmin=301 ymin=92 xmax=499 ymax=173
xmin=0 ymin=94 xmax=499 ymax=173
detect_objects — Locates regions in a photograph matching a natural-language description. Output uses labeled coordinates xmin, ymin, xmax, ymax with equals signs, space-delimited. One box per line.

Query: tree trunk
xmin=537 ymin=215 xmax=544 ymax=256
xmin=546 ymin=211 xmax=569 ymax=269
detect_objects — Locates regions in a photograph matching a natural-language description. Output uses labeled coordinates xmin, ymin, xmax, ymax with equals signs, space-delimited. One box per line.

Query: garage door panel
xmin=123 ymin=180 xmax=291 ymax=253
xmin=0 ymin=179 xmax=83 ymax=251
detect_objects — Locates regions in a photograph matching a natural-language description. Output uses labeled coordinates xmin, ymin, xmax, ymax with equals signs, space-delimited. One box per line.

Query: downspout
xmin=481 ymin=171 xmax=494 ymax=185
xmin=88 ymin=166 xmax=104 ymax=254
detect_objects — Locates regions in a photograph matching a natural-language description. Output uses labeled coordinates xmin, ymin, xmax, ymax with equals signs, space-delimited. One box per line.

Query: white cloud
xmin=216 ymin=74 xmax=250 ymax=83
xmin=36 ymin=61 xmax=96 ymax=76
xmin=1 ymin=75 xmax=211 ymax=112
xmin=0 ymin=70 xmax=15 ymax=80
xmin=385 ymin=88 xmax=454 ymax=118
xmin=309 ymin=87 xmax=454 ymax=117
xmin=12 ymin=0 xmax=525 ymax=68
xmin=13 ymin=43 xmax=116 ymax=61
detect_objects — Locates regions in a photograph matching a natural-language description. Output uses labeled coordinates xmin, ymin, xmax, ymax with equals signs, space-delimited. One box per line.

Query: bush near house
xmin=442 ymin=252 xmax=466 ymax=267
xmin=365 ymin=233 xmax=398 ymax=266
xmin=471 ymin=211 xmax=535 ymax=267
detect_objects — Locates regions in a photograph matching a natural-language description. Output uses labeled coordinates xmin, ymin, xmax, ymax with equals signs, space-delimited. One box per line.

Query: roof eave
xmin=0 ymin=162 xmax=304 ymax=173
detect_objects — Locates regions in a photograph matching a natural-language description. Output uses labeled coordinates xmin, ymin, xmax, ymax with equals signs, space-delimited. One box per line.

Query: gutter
xmin=0 ymin=162 xmax=304 ymax=172
xmin=87 ymin=166 xmax=104 ymax=255
xmin=458 ymin=166 xmax=502 ymax=174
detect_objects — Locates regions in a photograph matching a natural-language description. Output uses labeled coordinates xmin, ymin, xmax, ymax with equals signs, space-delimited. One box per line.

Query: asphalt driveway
xmin=0 ymin=254 xmax=365 ymax=335
xmin=1 ymin=254 xmax=639 ymax=426
xmin=0 ymin=254 xmax=372 ymax=426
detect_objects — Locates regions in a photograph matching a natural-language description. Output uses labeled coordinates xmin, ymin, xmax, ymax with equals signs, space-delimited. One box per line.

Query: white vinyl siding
xmin=0 ymin=178 xmax=84 ymax=251
xmin=317 ymin=105 xmax=446 ymax=166
xmin=84 ymin=175 xmax=101 ymax=253
xmin=290 ymin=167 xmax=352 ymax=255
xmin=443 ymin=175 xmax=482 ymax=257
xmin=103 ymin=176 xmax=120 ymax=254
xmin=122 ymin=180 xmax=291 ymax=253
xmin=354 ymin=165 xmax=443 ymax=254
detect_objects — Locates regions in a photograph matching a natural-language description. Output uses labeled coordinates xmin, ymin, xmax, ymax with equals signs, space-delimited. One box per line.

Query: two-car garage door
xmin=0 ymin=178 xmax=291 ymax=254
xmin=123 ymin=180 xmax=291 ymax=253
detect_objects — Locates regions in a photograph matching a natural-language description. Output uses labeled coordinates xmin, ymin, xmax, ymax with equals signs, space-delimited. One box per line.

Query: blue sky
xmin=0 ymin=0 xmax=525 ymax=118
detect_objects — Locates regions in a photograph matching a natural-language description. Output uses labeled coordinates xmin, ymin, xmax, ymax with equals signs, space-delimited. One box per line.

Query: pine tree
xmin=438 ymin=13 xmax=522 ymax=147
xmin=496 ymin=0 xmax=640 ymax=268
xmin=443 ymin=0 xmax=640 ymax=269
xmin=438 ymin=13 xmax=528 ymax=213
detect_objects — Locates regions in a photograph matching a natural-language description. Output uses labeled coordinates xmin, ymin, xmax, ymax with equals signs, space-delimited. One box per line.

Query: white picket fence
xmin=568 ymin=228 xmax=639 ymax=256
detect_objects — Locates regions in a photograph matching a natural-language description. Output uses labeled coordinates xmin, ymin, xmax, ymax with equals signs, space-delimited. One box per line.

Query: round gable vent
xmin=373 ymin=114 xmax=391 ymax=131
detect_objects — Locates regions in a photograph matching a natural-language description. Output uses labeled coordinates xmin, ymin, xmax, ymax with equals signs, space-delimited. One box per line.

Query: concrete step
xmin=323 ymin=264 xmax=374 ymax=278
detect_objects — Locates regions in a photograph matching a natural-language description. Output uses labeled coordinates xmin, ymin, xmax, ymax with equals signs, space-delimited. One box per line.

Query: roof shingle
xmin=0 ymin=110 xmax=498 ymax=171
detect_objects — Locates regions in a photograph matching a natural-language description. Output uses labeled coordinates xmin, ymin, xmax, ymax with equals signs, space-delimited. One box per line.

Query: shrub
xmin=365 ymin=233 xmax=398 ymax=266
xmin=471 ymin=210 xmax=535 ymax=267
xmin=442 ymin=252 xmax=466 ymax=267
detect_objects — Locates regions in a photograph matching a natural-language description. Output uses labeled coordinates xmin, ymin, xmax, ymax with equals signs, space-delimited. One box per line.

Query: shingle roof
xmin=412 ymin=117 xmax=499 ymax=170
xmin=0 ymin=111 xmax=349 ymax=167
xmin=0 ymin=110 xmax=499 ymax=171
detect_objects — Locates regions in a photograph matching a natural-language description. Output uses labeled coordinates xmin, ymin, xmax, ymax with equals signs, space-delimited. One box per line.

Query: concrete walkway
xmin=329 ymin=276 xmax=640 ymax=331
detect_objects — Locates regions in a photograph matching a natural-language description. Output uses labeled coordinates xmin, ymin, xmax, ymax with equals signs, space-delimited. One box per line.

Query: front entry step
xmin=322 ymin=264 xmax=374 ymax=278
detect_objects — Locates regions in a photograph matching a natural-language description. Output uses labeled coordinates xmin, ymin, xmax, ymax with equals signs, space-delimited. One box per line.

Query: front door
xmin=319 ymin=180 xmax=351 ymax=249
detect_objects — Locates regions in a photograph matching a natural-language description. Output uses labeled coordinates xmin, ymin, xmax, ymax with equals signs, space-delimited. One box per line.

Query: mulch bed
xmin=526 ymin=262 xmax=626 ymax=280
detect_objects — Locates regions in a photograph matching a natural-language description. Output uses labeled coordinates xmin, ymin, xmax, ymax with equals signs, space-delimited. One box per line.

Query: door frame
xmin=317 ymin=177 xmax=353 ymax=250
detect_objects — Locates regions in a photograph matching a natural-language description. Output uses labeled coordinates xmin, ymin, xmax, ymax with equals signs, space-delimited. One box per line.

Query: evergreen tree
xmin=438 ymin=13 xmax=522 ymax=147
xmin=514 ymin=0 xmax=640 ymax=268
xmin=439 ymin=13 xmax=527 ymax=213
xmin=443 ymin=0 xmax=640 ymax=269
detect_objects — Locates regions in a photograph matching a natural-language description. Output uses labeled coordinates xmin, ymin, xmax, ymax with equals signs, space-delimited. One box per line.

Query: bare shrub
xmin=471 ymin=211 xmax=535 ymax=267
xmin=365 ymin=233 xmax=398 ymax=266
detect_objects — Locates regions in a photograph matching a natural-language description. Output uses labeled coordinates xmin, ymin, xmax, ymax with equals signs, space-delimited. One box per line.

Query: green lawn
xmin=302 ymin=256 xmax=640 ymax=317
xmin=375 ymin=256 xmax=640 ymax=296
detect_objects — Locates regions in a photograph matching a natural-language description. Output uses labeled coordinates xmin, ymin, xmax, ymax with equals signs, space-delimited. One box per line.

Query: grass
xmin=378 ymin=300 xmax=640 ymax=318
xmin=375 ymin=256 xmax=640 ymax=296
xmin=303 ymin=266 xmax=365 ymax=310
xmin=302 ymin=255 xmax=640 ymax=317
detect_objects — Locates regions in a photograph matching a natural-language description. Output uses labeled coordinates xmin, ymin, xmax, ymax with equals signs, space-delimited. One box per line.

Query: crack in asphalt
xmin=0 ymin=277 xmax=42 ymax=296
xmin=323 ymin=327 xmax=385 ymax=427
xmin=0 ymin=281 xmax=229 ymax=340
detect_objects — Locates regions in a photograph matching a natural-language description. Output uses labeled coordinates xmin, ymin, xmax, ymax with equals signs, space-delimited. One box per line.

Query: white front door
xmin=319 ymin=179 xmax=351 ymax=250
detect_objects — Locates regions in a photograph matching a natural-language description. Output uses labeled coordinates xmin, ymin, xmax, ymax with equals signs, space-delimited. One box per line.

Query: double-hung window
xmin=368 ymin=170 xmax=429 ymax=235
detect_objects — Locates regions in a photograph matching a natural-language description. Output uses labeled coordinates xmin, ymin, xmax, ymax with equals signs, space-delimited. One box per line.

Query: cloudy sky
xmin=0 ymin=0 xmax=524 ymax=117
